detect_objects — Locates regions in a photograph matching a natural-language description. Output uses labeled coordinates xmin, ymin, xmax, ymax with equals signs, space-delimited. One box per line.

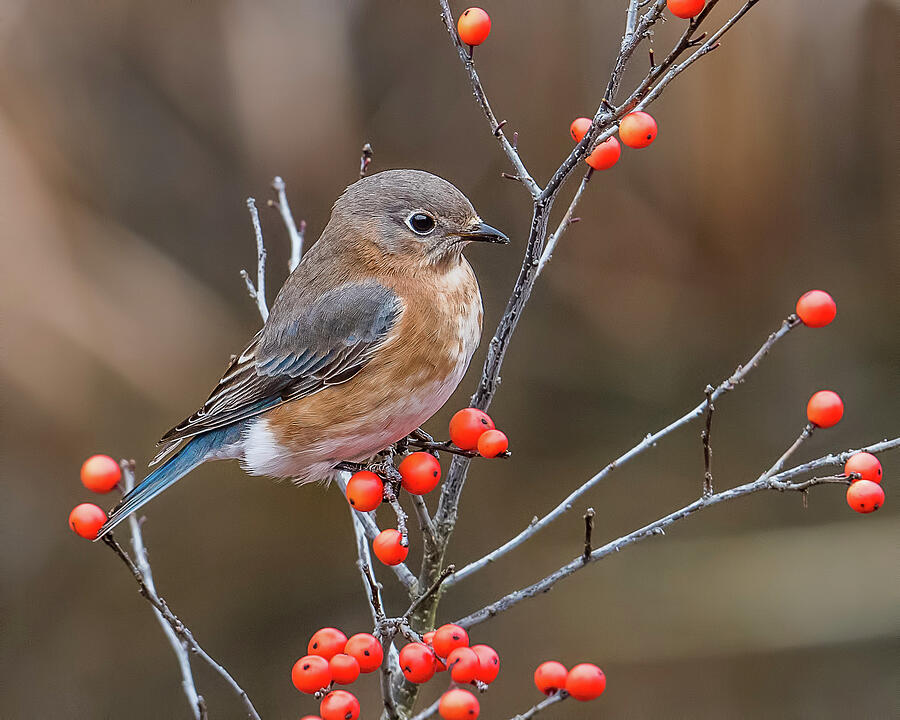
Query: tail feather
xmin=96 ymin=430 xmax=230 ymax=540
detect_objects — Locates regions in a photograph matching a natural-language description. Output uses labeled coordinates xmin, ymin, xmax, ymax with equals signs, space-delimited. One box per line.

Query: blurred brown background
xmin=2 ymin=1 xmax=898 ymax=718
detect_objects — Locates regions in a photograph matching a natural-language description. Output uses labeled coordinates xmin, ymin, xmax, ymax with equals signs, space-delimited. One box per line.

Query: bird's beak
xmin=459 ymin=221 xmax=510 ymax=244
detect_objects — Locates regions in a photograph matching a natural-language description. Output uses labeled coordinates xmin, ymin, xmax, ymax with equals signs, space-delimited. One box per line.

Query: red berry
xmin=300 ymin=716 xmax=322 ymax=720
xmin=570 ymin=117 xmax=592 ymax=142
xmin=373 ymin=529 xmax=409 ymax=566
xmin=80 ymin=454 xmax=122 ymax=493
xmin=806 ymin=390 xmax=844 ymax=428
xmin=422 ymin=632 xmax=447 ymax=671
xmin=795 ymin=290 xmax=836 ymax=328
xmin=439 ymin=688 xmax=480 ymax=719
xmin=477 ymin=429 xmax=509 ymax=458
xmin=447 ymin=646 xmax=480 ymax=684
xmin=344 ymin=633 xmax=383 ymax=673
xmin=449 ymin=408 xmax=495 ymax=450
xmin=565 ymin=663 xmax=607 ymax=701
xmin=398 ymin=643 xmax=436 ymax=683
xmin=319 ymin=690 xmax=360 ymax=720
xmin=586 ymin=137 xmax=621 ymax=170
xmin=329 ymin=653 xmax=360 ymax=685
xmin=470 ymin=644 xmax=500 ymax=684
xmin=846 ymin=480 xmax=884 ymax=514
xmin=618 ymin=111 xmax=657 ymax=148
xmin=309 ymin=628 xmax=348 ymax=661
xmin=68 ymin=503 xmax=108 ymax=540
xmin=534 ymin=661 xmax=568 ymax=695
xmin=844 ymin=452 xmax=883 ymax=484
xmin=345 ymin=471 xmax=383 ymax=512
xmin=457 ymin=8 xmax=491 ymax=47
xmin=432 ymin=623 xmax=469 ymax=658
xmin=399 ymin=452 xmax=441 ymax=495
xmin=291 ymin=655 xmax=332 ymax=694
xmin=667 ymin=0 xmax=705 ymax=19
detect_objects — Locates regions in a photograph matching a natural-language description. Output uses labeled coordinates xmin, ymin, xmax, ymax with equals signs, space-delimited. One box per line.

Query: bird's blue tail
xmin=96 ymin=428 xmax=236 ymax=540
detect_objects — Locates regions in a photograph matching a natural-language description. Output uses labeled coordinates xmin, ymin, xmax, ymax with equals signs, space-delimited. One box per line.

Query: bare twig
xmin=240 ymin=198 xmax=268 ymax=322
xmin=121 ymin=461 xmax=205 ymax=720
xmin=335 ymin=473 xmax=418 ymax=591
xmin=454 ymin=438 xmax=899 ymax=628
xmin=409 ymin=696 xmax=441 ymax=720
xmin=630 ymin=0 xmax=763 ymax=115
xmin=405 ymin=436 xmax=508 ymax=459
xmin=383 ymin=482 xmax=409 ymax=547
xmin=437 ymin=0 xmax=540 ymax=198
xmin=347 ymin=480 xmax=402 ymax=720
xmin=403 ymin=565 xmax=455 ymax=622
xmin=536 ymin=169 xmax=591 ymax=277
xmin=360 ymin=142 xmax=374 ymax=179
xmin=509 ymin=690 xmax=569 ymax=719
xmin=411 ymin=493 xmax=438 ymax=550
xmin=269 ymin=176 xmax=306 ymax=272
xmin=582 ymin=508 xmax=595 ymax=564
xmin=102 ymin=535 xmax=262 ymax=719
xmin=701 ymin=384 xmax=715 ymax=497
xmin=762 ymin=423 xmax=814 ymax=480
xmin=445 ymin=316 xmax=800 ymax=588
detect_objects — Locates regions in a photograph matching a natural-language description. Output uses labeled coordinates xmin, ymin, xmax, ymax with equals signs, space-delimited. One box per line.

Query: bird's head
xmin=329 ymin=169 xmax=508 ymax=267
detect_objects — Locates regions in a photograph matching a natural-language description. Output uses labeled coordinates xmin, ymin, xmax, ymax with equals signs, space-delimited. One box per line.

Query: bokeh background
xmin=2 ymin=1 xmax=898 ymax=718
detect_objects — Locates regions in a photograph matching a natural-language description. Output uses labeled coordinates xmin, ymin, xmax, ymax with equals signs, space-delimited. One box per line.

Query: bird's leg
xmin=335 ymin=460 xmax=368 ymax=474
xmin=410 ymin=427 xmax=434 ymax=443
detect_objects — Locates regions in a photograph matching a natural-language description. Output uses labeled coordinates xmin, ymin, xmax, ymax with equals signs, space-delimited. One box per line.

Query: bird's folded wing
xmin=153 ymin=280 xmax=403 ymax=458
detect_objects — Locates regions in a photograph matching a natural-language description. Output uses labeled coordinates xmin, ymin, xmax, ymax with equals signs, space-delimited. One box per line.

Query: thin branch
xmin=348 ymin=490 xmax=402 ymax=720
xmin=762 ymin=423 xmax=814 ymax=480
xmin=409 ymin=696 xmax=441 ymax=720
xmin=240 ymin=197 xmax=269 ymax=322
xmin=536 ymin=169 xmax=591 ymax=277
xmin=701 ymin=384 xmax=715 ymax=497
xmin=405 ymin=436 xmax=508 ymax=459
xmin=411 ymin=493 xmax=438 ymax=550
xmin=437 ymin=0 xmax=540 ymax=198
xmin=335 ymin=473 xmax=418 ymax=591
xmin=269 ymin=176 xmax=305 ymax=272
xmin=631 ymin=0 xmax=763 ymax=115
xmin=582 ymin=508 xmax=595 ymax=564
xmin=383 ymin=482 xmax=409 ymax=547
xmin=403 ymin=565 xmax=456 ymax=622
xmin=102 ymin=535 xmax=262 ymax=719
xmin=121 ymin=461 xmax=205 ymax=720
xmin=454 ymin=438 xmax=899 ymax=628
xmin=445 ymin=316 xmax=800 ymax=588
xmin=360 ymin=142 xmax=374 ymax=179
xmin=509 ymin=691 xmax=569 ymax=720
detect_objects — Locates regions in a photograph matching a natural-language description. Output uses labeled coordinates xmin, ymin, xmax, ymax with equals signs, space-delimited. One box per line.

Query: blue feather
xmin=96 ymin=424 xmax=242 ymax=539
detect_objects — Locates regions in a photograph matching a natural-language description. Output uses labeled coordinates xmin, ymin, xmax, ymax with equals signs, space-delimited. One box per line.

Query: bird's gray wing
xmin=155 ymin=280 xmax=403 ymax=452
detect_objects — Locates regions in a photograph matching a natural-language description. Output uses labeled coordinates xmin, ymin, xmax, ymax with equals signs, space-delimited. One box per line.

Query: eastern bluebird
xmin=98 ymin=169 xmax=508 ymax=538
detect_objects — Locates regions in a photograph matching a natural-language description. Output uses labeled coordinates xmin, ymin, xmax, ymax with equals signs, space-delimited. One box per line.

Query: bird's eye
xmin=406 ymin=212 xmax=436 ymax=235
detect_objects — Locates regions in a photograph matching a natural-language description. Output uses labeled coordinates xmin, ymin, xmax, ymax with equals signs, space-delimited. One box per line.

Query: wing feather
xmin=156 ymin=280 xmax=402 ymax=450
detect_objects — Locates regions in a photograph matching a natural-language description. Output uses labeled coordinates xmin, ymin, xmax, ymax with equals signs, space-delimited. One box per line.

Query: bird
xmin=97 ymin=169 xmax=508 ymax=538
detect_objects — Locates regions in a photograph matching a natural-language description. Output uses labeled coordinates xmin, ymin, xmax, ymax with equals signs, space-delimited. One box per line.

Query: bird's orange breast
xmin=263 ymin=257 xmax=483 ymax=472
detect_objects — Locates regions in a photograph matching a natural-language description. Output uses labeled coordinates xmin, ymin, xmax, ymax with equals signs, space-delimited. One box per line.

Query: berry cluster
xmin=291 ymin=627 xmax=383 ymax=719
xmin=67 ymin=454 xmax=120 ymax=539
xmin=570 ymin=110 xmax=658 ymax=172
xmin=534 ymin=660 xmax=606 ymax=702
xmin=844 ymin=452 xmax=885 ymax=513
xmin=454 ymin=5 xmax=707 ymax=172
xmin=449 ymin=408 xmax=508 ymax=458
xmin=791 ymin=289 xmax=888 ymax=513
xmin=346 ymin=408 xmax=508 ymax=567
xmin=398 ymin=624 xmax=500 ymax=719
